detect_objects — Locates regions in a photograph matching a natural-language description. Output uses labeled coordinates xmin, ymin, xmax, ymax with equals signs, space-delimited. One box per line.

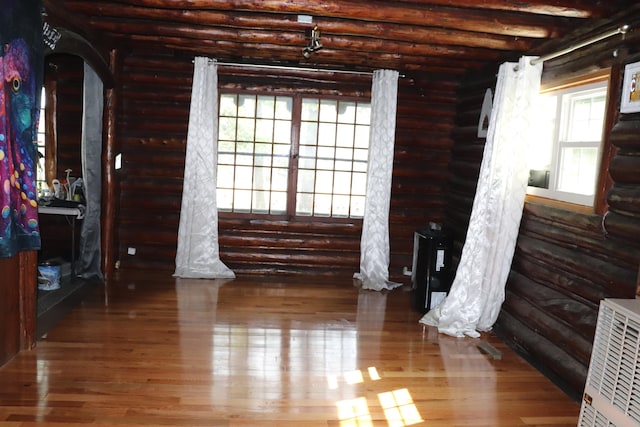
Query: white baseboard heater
xmin=578 ymin=298 xmax=640 ymax=427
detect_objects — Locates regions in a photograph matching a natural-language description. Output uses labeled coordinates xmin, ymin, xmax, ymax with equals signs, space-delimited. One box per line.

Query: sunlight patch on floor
xmin=334 ymin=368 xmax=423 ymax=427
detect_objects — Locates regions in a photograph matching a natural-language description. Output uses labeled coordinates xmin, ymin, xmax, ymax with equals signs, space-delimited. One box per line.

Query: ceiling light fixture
xmin=302 ymin=25 xmax=323 ymax=59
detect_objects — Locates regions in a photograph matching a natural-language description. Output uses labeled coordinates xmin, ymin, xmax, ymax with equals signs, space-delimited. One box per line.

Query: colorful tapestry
xmin=0 ymin=0 xmax=43 ymax=258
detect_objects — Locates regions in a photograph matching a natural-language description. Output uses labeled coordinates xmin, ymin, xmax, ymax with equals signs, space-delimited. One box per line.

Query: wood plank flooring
xmin=0 ymin=270 xmax=581 ymax=426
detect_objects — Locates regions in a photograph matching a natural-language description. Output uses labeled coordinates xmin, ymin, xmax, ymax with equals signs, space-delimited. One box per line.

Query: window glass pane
xmin=237 ymin=141 xmax=253 ymax=154
xmin=275 ymin=97 xmax=293 ymax=120
xmin=252 ymin=190 xmax=270 ymax=212
xmin=353 ymin=161 xmax=367 ymax=173
xmin=353 ymin=148 xmax=368 ymax=162
xmin=557 ymin=147 xmax=598 ymax=195
xmin=316 ymin=170 xmax=334 ymax=193
xmin=253 ymin=167 xmax=271 ymax=190
xmin=236 ymin=153 xmax=253 ymax=167
xmin=300 ymin=122 xmax=318 ymax=145
xmin=335 ymin=160 xmax=352 ymax=172
xmin=318 ymin=123 xmax=336 ymax=146
xmin=336 ymin=147 xmax=353 ymax=161
xmin=219 ymin=94 xmax=238 ymax=116
xmin=352 ymin=173 xmax=367 ymax=196
xmin=351 ymin=196 xmax=366 ymax=217
xmin=234 ymin=166 xmax=253 ymax=189
xmin=257 ymin=96 xmax=275 ymax=119
xmin=338 ymin=101 xmax=356 ymax=123
xmin=527 ymin=94 xmax=556 ymax=171
xmin=334 ymin=172 xmax=352 ymax=194
xmin=296 ymin=193 xmax=313 ymax=216
xmin=218 ymin=140 xmax=235 ymax=153
xmin=298 ymin=170 xmax=315 ymax=193
xmin=274 ymin=120 xmax=291 ymax=143
xmin=255 ymin=119 xmax=274 ymax=142
xmin=233 ymin=189 xmax=252 ymax=211
xmin=217 ymin=165 xmax=235 ymax=188
xmin=337 ymin=124 xmax=355 ymax=146
xmin=318 ymin=146 xmax=335 ymax=160
xmin=273 ymin=144 xmax=290 ymax=168
xmin=299 ymin=145 xmax=316 ymax=158
xmin=270 ymin=192 xmax=287 ymax=213
xmin=319 ymin=99 xmax=338 ymax=122
xmin=255 ymin=143 xmax=272 ymax=166
xmin=217 ymin=189 xmax=233 ymax=210
xmin=301 ymin=98 xmax=319 ymax=121
xmin=237 ymin=118 xmax=255 ymax=141
xmin=333 ymin=195 xmax=351 ymax=217
xmin=354 ymin=125 xmax=369 ymax=148
xmin=314 ymin=194 xmax=332 ymax=216
xmin=317 ymin=158 xmax=334 ymax=170
xmin=356 ymin=104 xmax=371 ymax=125
xmin=238 ymin=95 xmax=256 ymax=117
xmin=218 ymin=153 xmax=235 ymax=165
xmin=219 ymin=117 xmax=237 ymax=140
xmin=565 ymin=92 xmax=606 ymax=142
xmin=298 ymin=156 xmax=316 ymax=169
xmin=272 ymin=168 xmax=289 ymax=192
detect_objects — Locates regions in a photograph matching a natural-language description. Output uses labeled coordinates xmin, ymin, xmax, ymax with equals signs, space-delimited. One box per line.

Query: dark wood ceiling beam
xmin=365 ymin=0 xmax=620 ymax=19
xmin=121 ymin=34 xmax=477 ymax=74
xmin=61 ymin=2 xmax=536 ymax=51
xmin=85 ymin=19 xmax=504 ymax=62
xmin=64 ymin=0 xmax=575 ymax=38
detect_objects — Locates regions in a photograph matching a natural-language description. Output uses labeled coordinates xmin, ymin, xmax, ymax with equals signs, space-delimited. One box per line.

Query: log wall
xmin=113 ymin=51 xmax=457 ymax=280
xmin=446 ymin=42 xmax=640 ymax=398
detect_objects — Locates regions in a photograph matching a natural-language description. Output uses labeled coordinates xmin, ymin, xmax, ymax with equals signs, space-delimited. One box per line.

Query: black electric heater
xmin=411 ymin=224 xmax=453 ymax=313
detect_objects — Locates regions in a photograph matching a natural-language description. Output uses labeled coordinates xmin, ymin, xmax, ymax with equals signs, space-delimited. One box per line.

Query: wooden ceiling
xmin=43 ymin=0 xmax=635 ymax=77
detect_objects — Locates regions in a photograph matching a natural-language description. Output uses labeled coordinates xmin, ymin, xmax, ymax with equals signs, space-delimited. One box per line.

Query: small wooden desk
xmin=38 ymin=205 xmax=85 ymax=274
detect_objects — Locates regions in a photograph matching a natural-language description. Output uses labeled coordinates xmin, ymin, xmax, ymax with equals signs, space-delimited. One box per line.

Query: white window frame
xmin=527 ymin=78 xmax=609 ymax=207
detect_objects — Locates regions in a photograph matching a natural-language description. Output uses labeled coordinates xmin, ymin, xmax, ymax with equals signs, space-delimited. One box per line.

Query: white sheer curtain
xmin=420 ymin=56 xmax=542 ymax=337
xmin=354 ymin=69 xmax=400 ymax=291
xmin=174 ymin=57 xmax=235 ymax=279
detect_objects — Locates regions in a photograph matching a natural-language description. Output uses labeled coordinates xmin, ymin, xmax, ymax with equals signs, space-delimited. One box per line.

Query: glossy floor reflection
xmin=0 ymin=271 xmax=580 ymax=426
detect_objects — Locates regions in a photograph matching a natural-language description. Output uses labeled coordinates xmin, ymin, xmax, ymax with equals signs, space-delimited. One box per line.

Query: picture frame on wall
xmin=621 ymin=61 xmax=640 ymax=113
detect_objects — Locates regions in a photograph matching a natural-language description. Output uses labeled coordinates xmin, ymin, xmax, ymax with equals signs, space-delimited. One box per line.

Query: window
xmin=527 ymin=77 xmax=609 ymax=206
xmin=217 ymin=93 xmax=371 ymax=218
xmin=36 ymin=87 xmax=47 ymax=196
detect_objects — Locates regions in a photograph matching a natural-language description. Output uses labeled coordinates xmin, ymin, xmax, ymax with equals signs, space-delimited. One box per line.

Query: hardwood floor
xmin=0 ymin=270 xmax=581 ymax=426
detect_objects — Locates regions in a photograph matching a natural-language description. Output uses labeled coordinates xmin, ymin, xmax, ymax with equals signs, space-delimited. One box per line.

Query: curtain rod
xmin=193 ymin=59 xmax=406 ymax=78
xmin=219 ymin=61 xmax=373 ymax=76
xmin=531 ymin=24 xmax=630 ymax=65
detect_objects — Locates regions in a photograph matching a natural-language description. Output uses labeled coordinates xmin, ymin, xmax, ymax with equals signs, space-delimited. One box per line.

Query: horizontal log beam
xmin=382 ymin=0 xmax=617 ymax=18
xmin=503 ymin=279 xmax=594 ymax=365
xmin=496 ymin=306 xmax=587 ymax=396
xmin=609 ymin=155 xmax=640 ymax=184
xmin=65 ymin=0 xmax=574 ymax=38
xmin=607 ymin=186 xmax=640 ymax=215
xmin=86 ymin=19 xmax=506 ymax=63
xmin=603 ymin=210 xmax=640 ymax=246
xmin=513 ymin=256 xmax=611 ymax=305
xmin=516 ymin=235 xmax=637 ymax=293
xmin=119 ymin=34 xmax=481 ymax=74
xmin=610 ymin=117 xmax=640 ymax=150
